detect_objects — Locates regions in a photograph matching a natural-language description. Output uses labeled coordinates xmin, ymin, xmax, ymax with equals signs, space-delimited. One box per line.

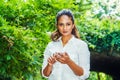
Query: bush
xmin=0 ymin=26 xmax=49 ymax=79
xmin=77 ymin=18 xmax=120 ymax=56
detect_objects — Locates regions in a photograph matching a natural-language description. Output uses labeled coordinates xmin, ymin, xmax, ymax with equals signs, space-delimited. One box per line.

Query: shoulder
xmin=73 ymin=38 xmax=87 ymax=46
xmin=74 ymin=38 xmax=90 ymax=53
xmin=46 ymin=41 xmax=59 ymax=48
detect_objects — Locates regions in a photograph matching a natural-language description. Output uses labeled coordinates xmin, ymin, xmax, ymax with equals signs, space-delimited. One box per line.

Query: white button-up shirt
xmin=42 ymin=36 xmax=90 ymax=80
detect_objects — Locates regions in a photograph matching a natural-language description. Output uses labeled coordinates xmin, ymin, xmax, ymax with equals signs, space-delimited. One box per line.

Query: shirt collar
xmin=57 ymin=35 xmax=75 ymax=43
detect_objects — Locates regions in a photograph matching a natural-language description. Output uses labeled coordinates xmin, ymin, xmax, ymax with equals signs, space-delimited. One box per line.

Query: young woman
xmin=42 ymin=9 xmax=90 ymax=80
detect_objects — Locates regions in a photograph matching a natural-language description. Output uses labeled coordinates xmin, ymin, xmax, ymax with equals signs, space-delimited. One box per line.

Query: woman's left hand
xmin=55 ymin=52 xmax=71 ymax=64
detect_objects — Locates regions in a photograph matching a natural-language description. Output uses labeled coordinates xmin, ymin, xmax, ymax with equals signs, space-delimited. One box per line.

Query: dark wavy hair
xmin=51 ymin=9 xmax=80 ymax=41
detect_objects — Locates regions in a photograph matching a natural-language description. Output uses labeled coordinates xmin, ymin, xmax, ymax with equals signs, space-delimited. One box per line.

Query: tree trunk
xmin=90 ymin=54 xmax=120 ymax=80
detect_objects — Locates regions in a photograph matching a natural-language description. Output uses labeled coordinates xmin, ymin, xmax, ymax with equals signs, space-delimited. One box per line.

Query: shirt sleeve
xmin=42 ymin=42 xmax=51 ymax=78
xmin=78 ymin=41 xmax=90 ymax=79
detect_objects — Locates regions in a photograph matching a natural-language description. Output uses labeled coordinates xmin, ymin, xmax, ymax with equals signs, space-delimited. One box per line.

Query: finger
xmin=48 ymin=57 xmax=56 ymax=64
xmin=54 ymin=52 xmax=59 ymax=58
xmin=57 ymin=58 xmax=65 ymax=64
xmin=57 ymin=57 xmax=65 ymax=62
xmin=54 ymin=54 xmax=57 ymax=58
xmin=48 ymin=57 xmax=52 ymax=62
xmin=53 ymin=53 xmax=56 ymax=57
xmin=48 ymin=59 xmax=51 ymax=64
xmin=64 ymin=52 xmax=68 ymax=55
xmin=57 ymin=54 xmax=61 ymax=58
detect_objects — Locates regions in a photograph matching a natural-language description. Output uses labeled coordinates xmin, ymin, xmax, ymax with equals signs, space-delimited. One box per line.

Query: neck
xmin=62 ymin=35 xmax=72 ymax=46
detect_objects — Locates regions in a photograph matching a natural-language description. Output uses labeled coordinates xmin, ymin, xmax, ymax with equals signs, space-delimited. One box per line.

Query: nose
xmin=63 ymin=25 xmax=67 ymax=30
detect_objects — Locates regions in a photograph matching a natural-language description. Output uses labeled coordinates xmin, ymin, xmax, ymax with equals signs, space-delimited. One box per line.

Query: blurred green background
xmin=0 ymin=0 xmax=120 ymax=80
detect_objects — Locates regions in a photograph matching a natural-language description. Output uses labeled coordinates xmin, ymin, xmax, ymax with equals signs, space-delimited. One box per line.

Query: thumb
xmin=64 ymin=52 xmax=68 ymax=56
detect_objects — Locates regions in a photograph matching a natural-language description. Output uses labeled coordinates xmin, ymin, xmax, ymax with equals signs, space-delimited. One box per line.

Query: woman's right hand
xmin=43 ymin=54 xmax=56 ymax=77
xmin=47 ymin=55 xmax=56 ymax=66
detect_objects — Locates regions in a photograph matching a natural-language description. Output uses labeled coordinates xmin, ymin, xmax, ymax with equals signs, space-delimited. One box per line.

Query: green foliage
xmin=0 ymin=1 xmax=52 ymax=79
xmin=0 ymin=26 xmax=49 ymax=79
xmin=77 ymin=17 xmax=120 ymax=56
xmin=88 ymin=71 xmax=112 ymax=80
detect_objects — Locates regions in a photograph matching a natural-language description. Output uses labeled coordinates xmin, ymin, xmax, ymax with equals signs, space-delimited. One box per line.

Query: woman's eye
xmin=67 ymin=23 xmax=70 ymax=26
xmin=59 ymin=23 xmax=63 ymax=26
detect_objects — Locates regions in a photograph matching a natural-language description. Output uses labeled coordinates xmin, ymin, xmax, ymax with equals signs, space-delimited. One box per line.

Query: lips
xmin=63 ymin=31 xmax=68 ymax=33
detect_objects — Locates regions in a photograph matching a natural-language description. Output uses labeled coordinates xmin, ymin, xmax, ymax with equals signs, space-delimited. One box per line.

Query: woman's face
xmin=57 ymin=15 xmax=74 ymax=37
